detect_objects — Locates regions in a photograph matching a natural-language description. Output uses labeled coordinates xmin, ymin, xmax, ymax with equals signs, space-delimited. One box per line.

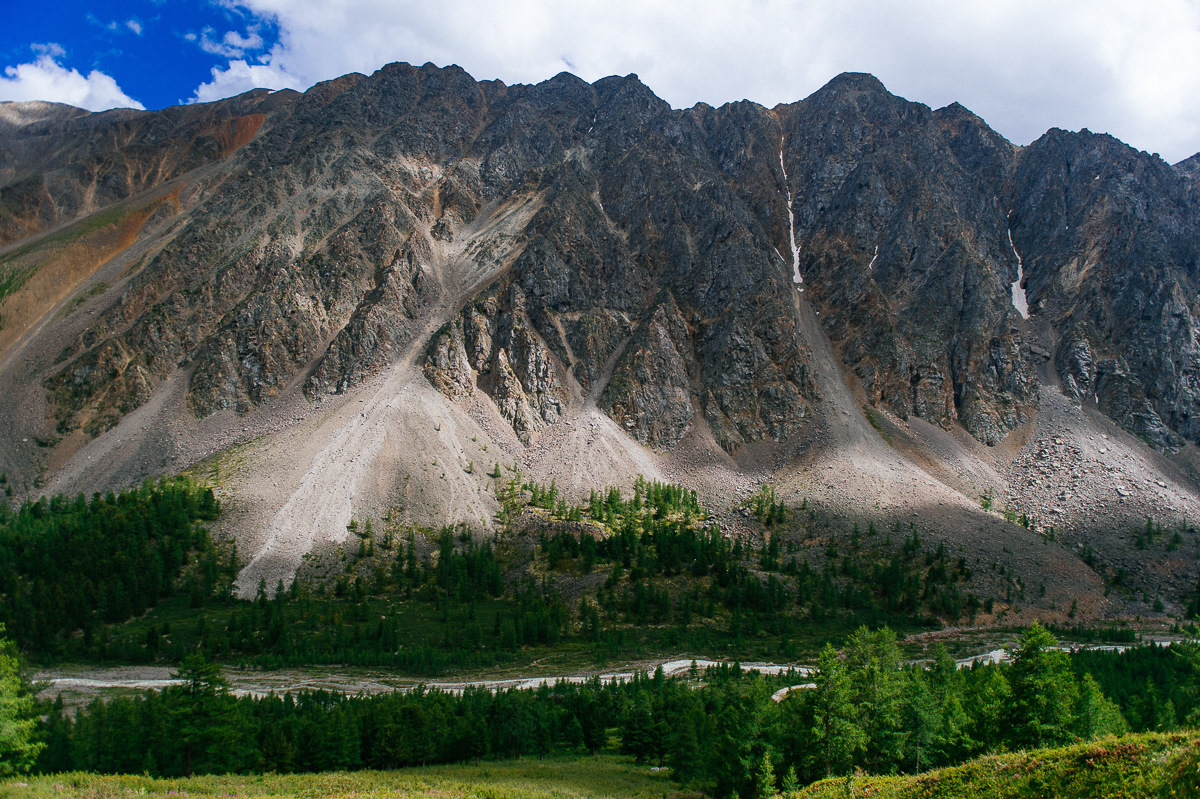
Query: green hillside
xmin=797 ymin=730 xmax=1199 ymax=799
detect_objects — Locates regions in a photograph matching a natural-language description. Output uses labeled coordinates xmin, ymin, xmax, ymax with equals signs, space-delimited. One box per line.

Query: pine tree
xmin=1003 ymin=622 xmax=1078 ymax=749
xmin=1075 ymin=673 xmax=1127 ymax=739
xmin=165 ymin=651 xmax=244 ymax=775
xmin=0 ymin=625 xmax=43 ymax=775
xmin=780 ymin=765 xmax=799 ymax=796
xmin=810 ymin=643 xmax=863 ymax=777
xmin=844 ymin=625 xmax=905 ymax=772
xmin=755 ymin=751 xmax=776 ymax=799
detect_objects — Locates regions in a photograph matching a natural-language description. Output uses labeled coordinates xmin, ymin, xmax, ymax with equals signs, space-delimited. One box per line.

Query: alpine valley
xmin=2 ymin=61 xmax=1200 ymax=625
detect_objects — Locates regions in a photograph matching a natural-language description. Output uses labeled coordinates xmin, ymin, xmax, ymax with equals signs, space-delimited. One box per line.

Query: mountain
xmin=1 ymin=62 xmax=1198 ymax=619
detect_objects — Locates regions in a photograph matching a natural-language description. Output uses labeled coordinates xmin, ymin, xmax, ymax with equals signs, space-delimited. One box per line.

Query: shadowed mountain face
xmin=3 ymin=62 xmax=1200 ymax=613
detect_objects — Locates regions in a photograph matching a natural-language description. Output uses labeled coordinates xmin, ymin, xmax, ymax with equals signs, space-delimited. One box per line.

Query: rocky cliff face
xmin=3 ymin=61 xmax=1200 ymax=482
xmin=1013 ymin=129 xmax=1200 ymax=450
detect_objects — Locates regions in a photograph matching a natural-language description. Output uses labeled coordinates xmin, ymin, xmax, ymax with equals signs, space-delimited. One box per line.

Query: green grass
xmin=862 ymin=404 xmax=894 ymax=445
xmin=0 ymin=262 xmax=38 ymax=304
xmin=8 ymin=732 xmax=1197 ymax=799
xmin=3 ymin=755 xmax=680 ymax=799
xmin=797 ymin=730 xmax=1200 ymax=799
xmin=56 ymin=281 xmax=109 ymax=319
xmin=0 ymin=205 xmax=129 ymax=266
xmin=0 ymin=205 xmax=132 ymax=305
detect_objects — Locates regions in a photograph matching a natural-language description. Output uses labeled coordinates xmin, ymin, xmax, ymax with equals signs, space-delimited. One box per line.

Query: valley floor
xmin=33 ymin=630 xmax=1180 ymax=712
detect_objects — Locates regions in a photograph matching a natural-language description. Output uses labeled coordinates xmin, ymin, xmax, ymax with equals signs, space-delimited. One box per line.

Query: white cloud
xmin=192 ymin=59 xmax=303 ymax=103
xmin=86 ymin=14 xmax=124 ymax=33
xmin=193 ymin=0 xmax=1200 ymax=161
xmin=197 ymin=26 xmax=266 ymax=58
xmin=32 ymin=42 xmax=66 ymax=59
xmin=87 ymin=13 xmax=145 ymax=37
xmin=0 ymin=48 xmax=144 ymax=111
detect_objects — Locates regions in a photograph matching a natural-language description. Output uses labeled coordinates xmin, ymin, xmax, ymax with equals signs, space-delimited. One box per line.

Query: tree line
xmin=28 ymin=476 xmax=998 ymax=671
xmin=9 ymin=475 xmax=1162 ymax=685
xmin=25 ymin=623 xmax=1200 ymax=796
xmin=0 ymin=477 xmax=222 ymax=656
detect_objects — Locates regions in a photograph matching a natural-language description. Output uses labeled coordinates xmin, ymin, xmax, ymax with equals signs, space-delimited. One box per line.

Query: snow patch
xmin=1007 ymin=228 xmax=1029 ymax=319
xmin=779 ymin=144 xmax=804 ymax=291
xmin=867 ymin=245 xmax=878 ymax=270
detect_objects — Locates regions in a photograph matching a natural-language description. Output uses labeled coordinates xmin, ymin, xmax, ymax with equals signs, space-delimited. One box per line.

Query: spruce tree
xmin=810 ymin=643 xmax=863 ymax=777
xmin=962 ymin=663 xmax=1010 ymax=755
xmin=668 ymin=710 xmax=704 ymax=784
xmin=927 ymin=643 xmax=972 ymax=764
xmin=780 ymin=765 xmax=799 ymax=796
xmin=1002 ymin=622 xmax=1078 ymax=749
xmin=844 ymin=626 xmax=904 ymax=772
xmin=165 ymin=651 xmax=244 ymax=775
xmin=902 ymin=668 xmax=939 ymax=772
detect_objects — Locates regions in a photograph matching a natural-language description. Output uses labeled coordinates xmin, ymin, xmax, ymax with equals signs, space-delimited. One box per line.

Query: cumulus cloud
xmin=192 ymin=59 xmax=304 ymax=103
xmin=0 ymin=47 xmax=145 ymax=111
xmin=126 ymin=19 xmax=144 ymax=36
xmin=193 ymin=0 xmax=1199 ymax=161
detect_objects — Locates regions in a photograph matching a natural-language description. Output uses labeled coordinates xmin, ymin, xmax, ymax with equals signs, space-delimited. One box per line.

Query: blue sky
xmin=3 ymin=1 xmax=1199 ymax=163
xmin=2 ymin=1 xmax=280 ymax=109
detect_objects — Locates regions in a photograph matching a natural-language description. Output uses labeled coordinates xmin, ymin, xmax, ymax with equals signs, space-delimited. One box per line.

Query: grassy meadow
xmin=3 ymin=755 xmax=680 ymax=799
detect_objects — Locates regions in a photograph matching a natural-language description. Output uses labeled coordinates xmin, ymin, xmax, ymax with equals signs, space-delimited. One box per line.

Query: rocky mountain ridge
xmin=2 ymin=62 xmax=1199 ymax=619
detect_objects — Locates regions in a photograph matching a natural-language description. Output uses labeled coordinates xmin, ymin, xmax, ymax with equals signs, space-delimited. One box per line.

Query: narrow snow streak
xmin=867 ymin=245 xmax=878 ymax=270
xmin=1007 ymin=228 xmax=1029 ymax=319
xmin=779 ymin=145 xmax=803 ymax=290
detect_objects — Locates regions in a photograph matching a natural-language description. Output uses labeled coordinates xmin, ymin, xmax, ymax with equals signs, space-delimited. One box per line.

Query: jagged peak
xmin=1174 ymin=152 xmax=1200 ymax=179
xmin=816 ymin=71 xmax=889 ymax=95
xmin=369 ymin=60 xmax=475 ymax=84
xmin=591 ymin=72 xmax=670 ymax=116
xmin=592 ymin=72 xmax=649 ymax=92
xmin=936 ymin=101 xmax=980 ymax=121
xmin=933 ymin=101 xmax=1015 ymax=150
xmin=1033 ymin=126 xmax=1164 ymax=164
xmin=543 ymin=71 xmax=591 ymax=90
xmin=527 ymin=71 xmax=595 ymax=106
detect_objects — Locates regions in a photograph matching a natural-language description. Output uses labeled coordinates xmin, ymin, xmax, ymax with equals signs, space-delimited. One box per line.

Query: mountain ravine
xmin=2 ymin=63 xmax=1199 ymax=619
